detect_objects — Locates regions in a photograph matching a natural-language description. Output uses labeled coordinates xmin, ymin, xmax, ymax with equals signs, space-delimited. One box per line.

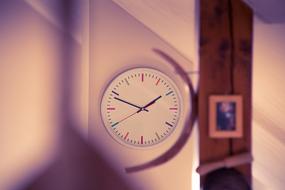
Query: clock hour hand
xmin=114 ymin=97 xmax=149 ymax=112
xmin=138 ymin=95 xmax=162 ymax=113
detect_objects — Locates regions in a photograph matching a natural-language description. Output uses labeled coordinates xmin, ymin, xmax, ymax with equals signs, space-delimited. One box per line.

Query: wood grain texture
xmin=199 ymin=0 xmax=253 ymax=186
xmin=231 ymin=0 xmax=253 ymax=184
xmin=199 ymin=0 xmax=232 ymax=162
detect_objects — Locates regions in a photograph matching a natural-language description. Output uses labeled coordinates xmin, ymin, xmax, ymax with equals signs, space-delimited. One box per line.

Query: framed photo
xmin=209 ymin=95 xmax=243 ymax=138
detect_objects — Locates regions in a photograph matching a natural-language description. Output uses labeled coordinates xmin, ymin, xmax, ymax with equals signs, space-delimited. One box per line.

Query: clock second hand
xmin=114 ymin=108 xmax=143 ymax=126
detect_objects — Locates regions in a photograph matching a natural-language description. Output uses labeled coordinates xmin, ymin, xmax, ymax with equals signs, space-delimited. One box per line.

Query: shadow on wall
xmin=0 ymin=0 xmax=133 ymax=189
xmin=20 ymin=0 xmax=133 ymax=188
xmin=21 ymin=126 xmax=134 ymax=190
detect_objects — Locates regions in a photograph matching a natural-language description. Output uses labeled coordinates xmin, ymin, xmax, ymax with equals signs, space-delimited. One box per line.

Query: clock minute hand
xmin=114 ymin=97 xmax=149 ymax=112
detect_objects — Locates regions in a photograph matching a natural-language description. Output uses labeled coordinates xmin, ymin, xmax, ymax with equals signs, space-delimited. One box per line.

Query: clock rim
xmin=99 ymin=66 xmax=190 ymax=149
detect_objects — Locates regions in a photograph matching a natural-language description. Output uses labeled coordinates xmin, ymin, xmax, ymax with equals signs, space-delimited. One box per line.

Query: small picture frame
xmin=209 ymin=95 xmax=243 ymax=138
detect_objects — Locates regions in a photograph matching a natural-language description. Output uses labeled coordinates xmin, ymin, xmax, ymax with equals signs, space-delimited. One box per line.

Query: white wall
xmin=252 ymin=16 xmax=285 ymax=190
xmin=88 ymin=1 xmax=199 ymax=190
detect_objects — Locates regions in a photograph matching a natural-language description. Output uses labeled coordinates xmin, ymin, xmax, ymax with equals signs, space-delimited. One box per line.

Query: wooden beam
xmin=231 ymin=0 xmax=253 ymax=183
xmin=199 ymin=0 xmax=233 ymax=165
xmin=199 ymin=0 xmax=253 ymax=186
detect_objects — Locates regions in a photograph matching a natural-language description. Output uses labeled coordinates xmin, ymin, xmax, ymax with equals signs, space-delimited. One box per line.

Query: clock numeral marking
xmin=112 ymin=91 xmax=119 ymax=96
xmin=107 ymin=107 xmax=116 ymax=110
xmin=165 ymin=91 xmax=173 ymax=96
xmin=169 ymin=107 xmax=178 ymax=110
xmin=155 ymin=132 xmax=160 ymax=140
xmin=141 ymin=136 xmax=144 ymax=144
xmin=165 ymin=122 xmax=173 ymax=127
xmin=141 ymin=73 xmax=144 ymax=82
xmin=155 ymin=78 xmax=161 ymax=86
xmin=124 ymin=78 xmax=130 ymax=85
xmin=124 ymin=132 xmax=129 ymax=140
xmin=111 ymin=122 xmax=119 ymax=128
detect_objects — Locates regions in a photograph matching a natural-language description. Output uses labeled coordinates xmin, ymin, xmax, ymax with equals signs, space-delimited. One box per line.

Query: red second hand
xmin=117 ymin=110 xmax=138 ymax=124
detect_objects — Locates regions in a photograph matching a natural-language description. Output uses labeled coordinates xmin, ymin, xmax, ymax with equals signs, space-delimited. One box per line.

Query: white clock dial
xmin=100 ymin=68 xmax=182 ymax=148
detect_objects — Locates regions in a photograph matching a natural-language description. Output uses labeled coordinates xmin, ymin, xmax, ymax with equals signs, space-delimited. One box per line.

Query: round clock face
xmin=100 ymin=68 xmax=182 ymax=148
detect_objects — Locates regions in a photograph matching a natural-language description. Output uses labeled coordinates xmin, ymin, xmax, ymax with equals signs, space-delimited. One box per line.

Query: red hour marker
xmin=124 ymin=132 xmax=129 ymax=140
xmin=141 ymin=136 xmax=144 ymax=144
xmin=156 ymin=78 xmax=161 ymax=85
xmin=142 ymin=73 xmax=144 ymax=82
xmin=169 ymin=108 xmax=178 ymax=110
xmin=107 ymin=107 xmax=116 ymax=110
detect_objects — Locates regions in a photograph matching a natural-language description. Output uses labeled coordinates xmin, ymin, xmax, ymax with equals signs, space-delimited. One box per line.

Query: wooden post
xmin=199 ymin=0 xmax=253 ymax=186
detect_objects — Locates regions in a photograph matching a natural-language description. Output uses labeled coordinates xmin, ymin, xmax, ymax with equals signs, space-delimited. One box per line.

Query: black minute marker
xmin=112 ymin=91 xmax=119 ymax=96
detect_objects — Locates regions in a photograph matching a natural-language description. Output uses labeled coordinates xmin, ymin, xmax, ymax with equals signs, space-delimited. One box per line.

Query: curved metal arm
xmin=125 ymin=48 xmax=198 ymax=173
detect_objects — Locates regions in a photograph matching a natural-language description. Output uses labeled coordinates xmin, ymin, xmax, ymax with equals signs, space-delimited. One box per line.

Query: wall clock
xmin=100 ymin=67 xmax=182 ymax=148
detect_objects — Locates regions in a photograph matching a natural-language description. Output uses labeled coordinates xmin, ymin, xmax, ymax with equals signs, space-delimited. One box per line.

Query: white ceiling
xmin=243 ymin=0 xmax=285 ymax=23
xmin=112 ymin=0 xmax=199 ymax=64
